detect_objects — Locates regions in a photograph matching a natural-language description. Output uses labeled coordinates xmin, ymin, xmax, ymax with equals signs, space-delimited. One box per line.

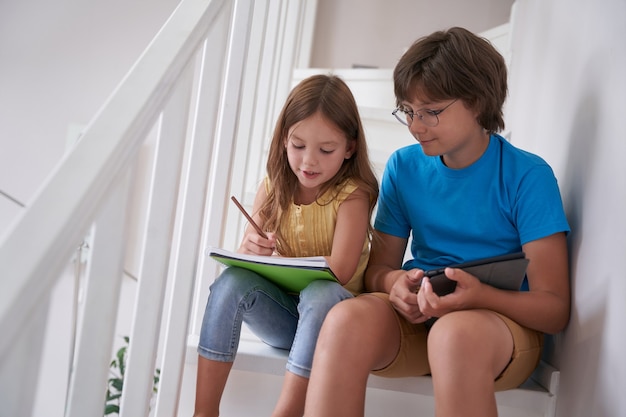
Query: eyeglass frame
xmin=392 ymin=99 xmax=458 ymax=127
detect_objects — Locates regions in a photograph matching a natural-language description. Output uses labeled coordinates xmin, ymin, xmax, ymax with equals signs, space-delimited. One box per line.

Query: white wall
xmin=506 ymin=1 xmax=626 ymax=416
xmin=0 ymin=0 xmax=513 ymax=237
xmin=0 ymin=1 xmax=180 ymax=415
xmin=310 ymin=0 xmax=515 ymax=68
xmin=0 ymin=0 xmax=180 ymax=235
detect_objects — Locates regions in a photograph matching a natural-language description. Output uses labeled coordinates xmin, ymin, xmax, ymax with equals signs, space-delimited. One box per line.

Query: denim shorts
xmin=197 ymin=266 xmax=353 ymax=378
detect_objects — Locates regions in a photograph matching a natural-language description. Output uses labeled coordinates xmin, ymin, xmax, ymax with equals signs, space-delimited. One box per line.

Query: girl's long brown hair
xmin=259 ymin=74 xmax=379 ymax=255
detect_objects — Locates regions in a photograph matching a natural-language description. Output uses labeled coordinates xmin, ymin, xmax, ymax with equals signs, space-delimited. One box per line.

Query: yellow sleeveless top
xmin=265 ymin=178 xmax=370 ymax=295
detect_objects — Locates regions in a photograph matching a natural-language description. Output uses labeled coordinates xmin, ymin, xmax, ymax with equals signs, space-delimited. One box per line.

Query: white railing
xmin=0 ymin=0 xmax=318 ymax=414
xmin=0 ymin=0 xmax=254 ymax=415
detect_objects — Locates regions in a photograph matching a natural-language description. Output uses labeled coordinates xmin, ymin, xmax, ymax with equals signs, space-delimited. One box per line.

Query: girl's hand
xmin=238 ymin=232 xmax=279 ymax=256
xmin=389 ymin=269 xmax=431 ymax=324
xmin=417 ymin=267 xmax=483 ymax=318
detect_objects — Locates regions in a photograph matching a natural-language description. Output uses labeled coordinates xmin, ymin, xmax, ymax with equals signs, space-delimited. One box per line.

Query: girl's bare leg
xmin=271 ymin=371 xmax=309 ymax=417
xmin=304 ymin=295 xmax=401 ymax=417
xmin=428 ymin=310 xmax=513 ymax=417
xmin=193 ymin=356 xmax=233 ymax=417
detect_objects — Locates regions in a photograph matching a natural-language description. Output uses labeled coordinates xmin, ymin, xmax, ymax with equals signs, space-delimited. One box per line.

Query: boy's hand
xmin=417 ymin=267 xmax=483 ymax=317
xmin=389 ymin=269 xmax=431 ymax=324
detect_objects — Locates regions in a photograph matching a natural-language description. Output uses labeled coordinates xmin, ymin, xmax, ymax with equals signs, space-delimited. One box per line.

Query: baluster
xmin=65 ymin=169 xmax=134 ymax=417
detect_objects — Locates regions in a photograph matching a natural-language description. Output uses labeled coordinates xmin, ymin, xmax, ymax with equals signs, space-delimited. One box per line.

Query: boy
xmin=303 ymin=27 xmax=570 ymax=417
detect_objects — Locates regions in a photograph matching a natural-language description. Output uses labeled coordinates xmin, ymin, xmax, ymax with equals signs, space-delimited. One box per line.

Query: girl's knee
xmin=210 ymin=267 xmax=262 ymax=296
xmin=299 ymin=281 xmax=351 ymax=308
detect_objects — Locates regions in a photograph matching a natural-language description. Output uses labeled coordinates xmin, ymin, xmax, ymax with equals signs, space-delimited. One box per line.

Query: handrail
xmin=0 ymin=0 xmax=226 ymax=357
xmin=0 ymin=0 xmax=252 ymax=415
xmin=0 ymin=0 xmax=316 ymax=414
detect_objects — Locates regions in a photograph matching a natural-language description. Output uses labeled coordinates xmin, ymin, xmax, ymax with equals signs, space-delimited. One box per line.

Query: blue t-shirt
xmin=374 ymin=134 xmax=570 ymax=272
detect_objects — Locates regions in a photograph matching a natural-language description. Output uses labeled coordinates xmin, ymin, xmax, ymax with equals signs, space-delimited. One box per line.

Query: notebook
xmin=207 ymin=247 xmax=338 ymax=293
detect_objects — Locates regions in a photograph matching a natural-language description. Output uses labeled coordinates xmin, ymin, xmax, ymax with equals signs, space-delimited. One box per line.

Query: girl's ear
xmin=345 ymin=141 xmax=356 ymax=159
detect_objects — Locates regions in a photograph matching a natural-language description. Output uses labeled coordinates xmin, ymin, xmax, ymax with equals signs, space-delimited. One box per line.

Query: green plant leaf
xmin=111 ymin=378 xmax=123 ymax=392
xmin=154 ymin=370 xmax=160 ymax=384
xmin=103 ymin=336 xmax=161 ymax=416
xmin=106 ymin=392 xmax=122 ymax=401
xmin=104 ymin=404 xmax=119 ymax=415
xmin=116 ymin=346 xmax=127 ymax=377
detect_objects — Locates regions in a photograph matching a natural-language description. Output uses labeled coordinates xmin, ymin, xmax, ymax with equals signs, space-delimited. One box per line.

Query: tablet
xmin=423 ymin=252 xmax=528 ymax=296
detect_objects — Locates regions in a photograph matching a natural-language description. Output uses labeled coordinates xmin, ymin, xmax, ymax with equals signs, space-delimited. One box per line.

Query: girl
xmin=193 ymin=74 xmax=379 ymax=417
xmin=304 ymin=27 xmax=570 ymax=417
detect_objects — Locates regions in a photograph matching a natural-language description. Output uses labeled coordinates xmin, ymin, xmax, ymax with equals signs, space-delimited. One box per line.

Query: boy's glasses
xmin=392 ymin=99 xmax=457 ymax=127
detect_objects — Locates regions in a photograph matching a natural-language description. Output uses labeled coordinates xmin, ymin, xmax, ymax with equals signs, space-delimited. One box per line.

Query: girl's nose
xmin=303 ymin=150 xmax=318 ymax=166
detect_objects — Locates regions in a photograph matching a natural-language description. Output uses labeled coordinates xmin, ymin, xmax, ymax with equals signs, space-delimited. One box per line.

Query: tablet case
xmin=425 ymin=252 xmax=528 ymax=296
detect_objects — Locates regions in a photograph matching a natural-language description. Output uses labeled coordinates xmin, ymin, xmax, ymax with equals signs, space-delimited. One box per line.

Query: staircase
xmin=0 ymin=0 xmax=293 ymax=415
xmin=0 ymin=1 xmax=538 ymax=416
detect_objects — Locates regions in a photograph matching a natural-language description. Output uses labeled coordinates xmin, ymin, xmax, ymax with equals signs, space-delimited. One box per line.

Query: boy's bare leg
xmin=428 ymin=310 xmax=513 ymax=417
xmin=304 ymin=295 xmax=401 ymax=417
xmin=271 ymin=371 xmax=309 ymax=417
xmin=193 ymin=356 xmax=233 ymax=417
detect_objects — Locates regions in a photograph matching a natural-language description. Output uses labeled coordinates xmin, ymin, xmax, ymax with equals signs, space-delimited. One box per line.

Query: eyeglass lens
xmin=393 ymin=109 xmax=438 ymax=127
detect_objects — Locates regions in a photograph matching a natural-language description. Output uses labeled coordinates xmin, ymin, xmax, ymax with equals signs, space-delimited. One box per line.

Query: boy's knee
xmin=314 ymin=301 xmax=361 ymax=352
xmin=321 ymin=298 xmax=364 ymax=332
xmin=428 ymin=310 xmax=509 ymax=365
xmin=429 ymin=311 xmax=480 ymax=347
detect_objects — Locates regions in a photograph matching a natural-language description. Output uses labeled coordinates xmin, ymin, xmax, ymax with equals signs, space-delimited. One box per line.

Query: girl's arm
xmin=326 ymin=187 xmax=371 ymax=284
xmin=237 ymin=183 xmax=278 ymax=256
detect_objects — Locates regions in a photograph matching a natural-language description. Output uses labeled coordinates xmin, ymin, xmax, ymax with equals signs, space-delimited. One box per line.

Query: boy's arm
xmin=487 ymin=232 xmax=570 ymax=333
xmin=366 ymin=231 xmax=431 ymax=323
xmin=418 ymin=232 xmax=570 ymax=333
xmin=364 ymin=230 xmax=408 ymax=293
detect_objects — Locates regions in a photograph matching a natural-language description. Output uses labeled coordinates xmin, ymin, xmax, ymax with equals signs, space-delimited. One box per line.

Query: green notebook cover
xmin=208 ymin=247 xmax=338 ymax=293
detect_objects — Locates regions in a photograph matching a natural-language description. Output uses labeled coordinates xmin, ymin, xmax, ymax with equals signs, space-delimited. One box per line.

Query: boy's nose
xmin=409 ymin=120 xmax=427 ymax=136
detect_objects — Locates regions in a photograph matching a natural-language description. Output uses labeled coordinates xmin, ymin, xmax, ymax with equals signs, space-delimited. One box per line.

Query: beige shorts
xmin=366 ymin=292 xmax=543 ymax=391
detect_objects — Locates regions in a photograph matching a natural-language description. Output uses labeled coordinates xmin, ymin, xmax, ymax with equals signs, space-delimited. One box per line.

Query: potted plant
xmin=104 ymin=336 xmax=161 ymax=416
